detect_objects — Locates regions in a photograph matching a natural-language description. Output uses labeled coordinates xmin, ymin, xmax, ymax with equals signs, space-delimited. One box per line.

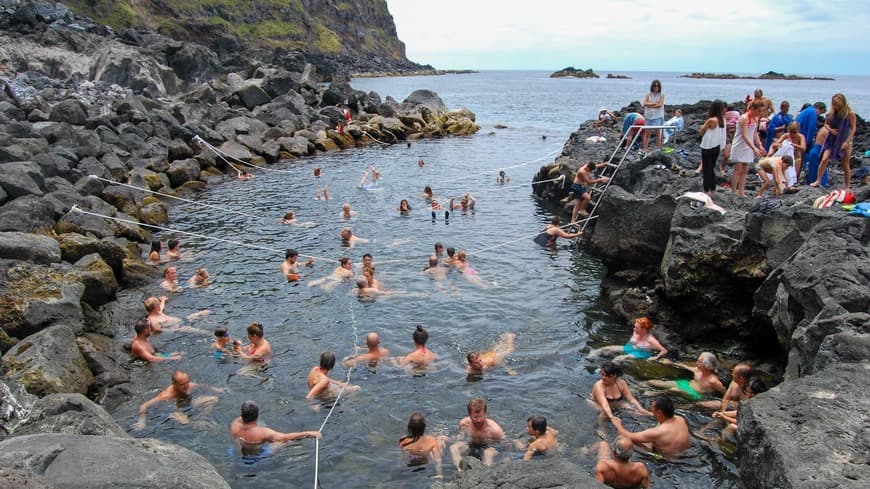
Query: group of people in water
xmin=128 ymin=142 xmax=777 ymax=488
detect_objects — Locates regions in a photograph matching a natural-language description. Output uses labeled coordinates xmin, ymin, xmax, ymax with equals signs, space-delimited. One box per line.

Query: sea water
xmin=117 ymin=71 xmax=867 ymax=488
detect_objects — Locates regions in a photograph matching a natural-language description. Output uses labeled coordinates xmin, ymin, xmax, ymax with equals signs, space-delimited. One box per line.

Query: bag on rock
xmin=813 ymin=190 xmax=856 ymax=209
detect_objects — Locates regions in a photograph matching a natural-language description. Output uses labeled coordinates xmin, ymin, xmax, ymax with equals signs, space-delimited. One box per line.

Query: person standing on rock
xmin=130 ymin=319 xmax=180 ymax=363
xmin=642 ymin=80 xmax=665 ymax=152
xmin=230 ymin=400 xmax=320 ymax=458
xmin=593 ymin=435 xmax=650 ymax=488
xmin=132 ymin=370 xmax=223 ymax=431
xmin=729 ymin=100 xmax=766 ymax=197
xmin=610 ymin=396 xmax=690 ymax=456
xmin=812 ymin=93 xmax=857 ymax=189
xmin=570 ymin=162 xmax=610 ymax=225
xmin=698 ymin=100 xmax=727 ymax=194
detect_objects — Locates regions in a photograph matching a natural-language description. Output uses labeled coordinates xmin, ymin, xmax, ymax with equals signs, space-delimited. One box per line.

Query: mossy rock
xmin=314 ymin=138 xmax=338 ymax=152
xmin=138 ymin=203 xmax=169 ymax=226
xmin=58 ymin=233 xmax=102 ymax=264
xmin=141 ymin=195 xmax=161 ymax=206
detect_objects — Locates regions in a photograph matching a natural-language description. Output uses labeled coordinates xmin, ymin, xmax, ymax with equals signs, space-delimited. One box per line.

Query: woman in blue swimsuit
xmin=589 ymin=317 xmax=668 ymax=362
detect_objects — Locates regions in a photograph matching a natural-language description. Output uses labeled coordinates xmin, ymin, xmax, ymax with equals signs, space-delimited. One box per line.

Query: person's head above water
xmin=612 ymin=436 xmax=634 ymax=461
xmin=412 ymin=325 xmax=429 ymax=346
xmin=247 ymin=322 xmax=264 ymax=338
xmin=319 ymin=352 xmax=336 ymax=371
xmin=240 ymin=400 xmax=259 ymax=423
xmin=134 ymin=318 xmax=150 ymax=336
xmin=428 ymin=255 xmax=439 ymax=268
xmin=406 ymin=412 xmax=426 ymax=438
xmin=652 ymin=396 xmax=675 ymax=419
xmin=366 ymin=332 xmax=380 ymax=348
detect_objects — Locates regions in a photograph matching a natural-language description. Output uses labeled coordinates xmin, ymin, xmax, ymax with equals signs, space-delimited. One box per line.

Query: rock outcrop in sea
xmin=550 ymin=67 xmax=599 ymax=79
xmin=529 ymin=101 xmax=869 ymax=488
xmin=0 ymin=1 xmax=478 ymax=486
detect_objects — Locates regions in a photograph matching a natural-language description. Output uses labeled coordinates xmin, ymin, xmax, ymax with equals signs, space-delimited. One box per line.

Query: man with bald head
xmin=343 ymin=332 xmax=390 ymax=367
xmin=594 ymin=435 xmax=650 ymax=488
xmin=132 ymin=370 xmax=222 ymax=430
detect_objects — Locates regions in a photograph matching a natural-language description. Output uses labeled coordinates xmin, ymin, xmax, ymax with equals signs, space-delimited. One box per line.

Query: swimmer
xmin=237 ymin=170 xmax=253 ymax=180
xmin=132 ymin=370 xmax=223 ymax=431
xmin=340 ymin=227 xmax=369 ymax=248
xmin=466 ymin=332 xmax=516 ymax=375
xmin=399 ymin=325 xmax=438 ymax=368
xmin=188 ymin=268 xmax=210 ymax=288
xmin=281 ymin=211 xmax=297 ymax=225
xmin=308 ymin=257 xmax=354 ymax=290
xmin=611 ymin=396 xmax=690 ymax=456
xmin=593 ymin=436 xmax=650 ymax=489
xmin=166 ymin=239 xmax=181 ymax=260
xmin=534 ymin=216 xmax=582 ymax=247
xmin=362 ymin=266 xmax=385 ymax=292
xmin=523 ymin=415 xmax=558 ymax=460
xmin=399 ymin=413 xmax=444 ymax=474
xmin=356 ymin=277 xmax=387 ymax=298
xmin=713 ymin=363 xmax=752 ymax=411
xmin=444 ymin=247 xmax=457 ymax=267
xmin=418 ymin=158 xmax=425 ymax=167
xmin=306 ymin=352 xmax=359 ymax=400
xmin=369 ymin=165 xmax=381 ymax=183
xmin=281 ymin=249 xmax=314 ymax=281
xmin=130 ymin=319 xmax=180 ymax=363
xmin=449 ymin=192 xmax=476 ymax=212
xmin=358 ymin=170 xmax=374 ymax=190
xmin=434 ymin=242 xmax=444 ymax=257
xmin=397 ymin=199 xmax=412 ymax=216
xmin=422 ymin=185 xmax=434 ymax=201
xmin=496 ymin=170 xmax=510 ymax=184
xmin=589 ymin=317 xmax=667 ymax=362
xmin=340 ymin=203 xmax=358 ymax=219
xmin=591 ymin=361 xmax=652 ymax=420
xmin=315 ymin=184 xmax=329 ymax=200
xmin=342 ymin=332 xmax=390 ymax=367
xmin=454 ymin=250 xmax=484 ymax=286
xmin=421 ymin=255 xmax=447 ymax=281
xmin=233 ymin=322 xmax=271 ymax=363
xmin=230 ymin=401 xmax=320 ymax=457
xmin=147 ymin=240 xmax=162 ymax=264
xmin=449 ymin=398 xmax=505 ymax=470
xmin=649 ymin=352 xmax=725 ymax=400
xmin=212 ymin=327 xmax=235 ymax=356
xmin=144 ymin=295 xmax=179 ymax=331
xmin=160 ymin=266 xmax=180 ymax=292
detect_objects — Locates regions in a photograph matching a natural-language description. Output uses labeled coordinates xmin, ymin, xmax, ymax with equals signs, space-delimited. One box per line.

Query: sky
xmin=385 ymin=0 xmax=870 ymax=76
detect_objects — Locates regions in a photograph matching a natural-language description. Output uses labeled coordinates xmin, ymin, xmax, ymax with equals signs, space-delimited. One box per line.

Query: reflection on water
xmin=113 ymin=76 xmax=751 ymax=487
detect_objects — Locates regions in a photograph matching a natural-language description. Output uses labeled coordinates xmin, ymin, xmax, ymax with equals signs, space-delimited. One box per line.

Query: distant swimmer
xmin=588 ymin=316 xmax=667 ymax=362
xmin=418 ymin=158 xmax=425 ymax=166
xmin=233 ymin=322 xmax=272 ymax=364
xmin=212 ymin=327 xmax=235 ymax=358
xmin=399 ymin=413 xmax=445 ymax=474
xmin=237 ymin=169 xmax=253 ymax=180
xmin=230 ymin=401 xmax=320 ymax=458
xmin=496 ymin=170 xmax=510 ymax=184
xmin=144 ymin=295 xmax=179 ymax=331
xmin=306 ymin=352 xmax=359 ymax=401
xmin=130 ymin=319 xmax=181 ymax=363
xmin=356 ymin=277 xmax=387 ymax=298
xmin=147 ymin=240 xmax=163 ymax=264
xmin=343 ymin=331 xmax=390 ymax=367
xmin=132 ymin=370 xmax=223 ymax=431
xmin=466 ymin=332 xmax=516 ymax=376
xmin=593 ymin=436 xmax=650 ymax=489
xmin=523 ymin=415 xmax=558 ymax=460
xmin=533 ymin=216 xmax=582 ymax=247
xmin=166 ymin=238 xmax=182 ymax=260
xmin=340 ymin=227 xmax=370 ymax=248
xmin=308 ymin=257 xmax=354 ymax=291
xmin=397 ymin=199 xmax=412 ymax=216
xmin=160 ymin=266 xmax=180 ymax=292
xmin=611 ymin=396 xmax=690 ymax=456
xmin=422 ymin=185 xmax=434 ymax=200
xmin=281 ymin=211 xmax=297 ymax=225
xmin=454 ymin=250 xmax=484 ymax=286
xmin=449 ymin=193 xmax=476 ymax=212
xmin=281 ymin=248 xmax=314 ymax=282
xmin=400 ymin=325 xmax=438 ymax=369
xmin=340 ymin=203 xmax=358 ymax=219
xmin=358 ymin=170 xmax=375 ymax=190
xmin=188 ymin=268 xmax=210 ymax=288
xmin=421 ymin=255 xmax=447 ymax=281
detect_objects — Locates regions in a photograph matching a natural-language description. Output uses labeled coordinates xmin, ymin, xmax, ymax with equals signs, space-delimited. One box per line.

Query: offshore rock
xmin=0 ymin=434 xmax=231 ymax=489
xmin=738 ymin=363 xmax=870 ymax=489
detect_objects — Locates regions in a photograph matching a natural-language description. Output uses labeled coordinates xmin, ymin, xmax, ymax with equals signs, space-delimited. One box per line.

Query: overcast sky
xmin=385 ymin=0 xmax=870 ymax=75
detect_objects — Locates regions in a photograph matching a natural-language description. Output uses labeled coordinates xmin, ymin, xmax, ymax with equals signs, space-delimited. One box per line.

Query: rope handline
xmin=193 ymin=135 xmax=297 ymax=175
xmin=361 ymin=130 xmax=391 ymax=146
xmin=466 ymin=217 xmax=596 ymax=257
xmin=470 ymin=174 xmax=564 ymax=193
xmin=438 ymin=148 xmax=560 ymax=184
xmin=88 ymin=175 xmax=262 ymax=219
xmin=313 ymin=301 xmax=360 ymax=489
xmin=69 ymin=206 xmax=338 ymax=263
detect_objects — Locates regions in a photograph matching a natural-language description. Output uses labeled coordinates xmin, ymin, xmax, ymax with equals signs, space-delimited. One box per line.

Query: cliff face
xmin=63 ymin=0 xmax=417 ymax=73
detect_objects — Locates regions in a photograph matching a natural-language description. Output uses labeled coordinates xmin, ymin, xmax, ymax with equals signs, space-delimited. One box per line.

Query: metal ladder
xmin=578 ymin=125 xmax=671 ymax=234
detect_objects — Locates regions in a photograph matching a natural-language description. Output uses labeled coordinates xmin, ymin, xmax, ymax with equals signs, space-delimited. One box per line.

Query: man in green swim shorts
xmin=648 ymin=352 xmax=725 ymax=400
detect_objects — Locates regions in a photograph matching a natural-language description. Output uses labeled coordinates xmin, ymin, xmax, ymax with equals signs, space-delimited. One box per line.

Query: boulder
xmin=0 ymin=195 xmax=55 ymax=232
xmin=439 ymin=457 xmax=607 ymax=489
xmin=403 ymin=89 xmax=448 ymax=114
xmin=1 ymin=325 xmax=93 ymax=396
xmin=217 ymin=141 xmax=253 ymax=161
xmin=0 ymin=138 xmax=51 ymax=164
xmin=57 ymin=233 xmax=102 ymax=265
xmin=100 ymin=185 xmax=140 ymax=215
xmin=12 ymin=393 xmax=127 ymax=438
xmin=166 ymin=43 xmax=221 ymax=83
xmin=0 ymin=434 xmax=231 ymax=489
xmin=0 ymin=467 xmax=56 ymax=489
xmin=738 ymin=363 xmax=870 ymax=489
xmin=72 ymin=254 xmax=118 ymax=308
xmin=0 ymin=161 xmax=45 ymax=199
xmin=300 ymin=63 xmax=319 ymax=90
xmin=75 ymin=333 xmax=131 ymax=410
xmin=0 ymin=379 xmax=38 ymax=439
xmin=0 ymin=232 xmax=61 ymax=264
xmin=0 ymin=262 xmax=85 ymax=339
xmin=73 ymin=175 xmax=103 ymax=196
xmin=235 ymin=84 xmax=271 ymax=110
xmin=262 ymin=70 xmax=301 ymax=97
xmin=166 ymin=158 xmax=200 ymax=187
xmin=276 ymin=136 xmax=312 ymax=157
xmin=48 ymin=99 xmax=87 ymax=126
xmin=33 ymin=153 xmax=77 ymax=181
xmin=138 ymin=202 xmax=168 ymax=226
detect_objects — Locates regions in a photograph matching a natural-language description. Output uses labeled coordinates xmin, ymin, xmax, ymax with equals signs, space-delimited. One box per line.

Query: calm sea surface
xmin=118 ymin=71 xmax=867 ymax=488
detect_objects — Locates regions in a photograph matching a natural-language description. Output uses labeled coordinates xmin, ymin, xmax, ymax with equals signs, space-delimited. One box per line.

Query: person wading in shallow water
xmin=230 ymin=401 xmax=320 ymax=457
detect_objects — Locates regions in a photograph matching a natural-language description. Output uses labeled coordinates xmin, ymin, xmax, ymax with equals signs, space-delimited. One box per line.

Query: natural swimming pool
xmin=115 ymin=126 xmax=742 ymax=488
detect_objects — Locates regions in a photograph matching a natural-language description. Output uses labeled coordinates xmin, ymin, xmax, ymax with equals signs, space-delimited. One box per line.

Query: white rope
xmin=313 ymin=301 xmax=360 ymax=489
xmin=361 ymin=130 xmax=391 ymax=146
xmin=438 ymin=148 xmax=560 ymax=184
xmin=471 ymin=174 xmax=565 ymax=193
xmin=193 ymin=135 xmax=297 ymax=175
xmin=87 ymin=175 xmax=262 ymax=219
xmin=69 ymin=205 xmax=339 ymax=263
xmin=466 ymin=217 xmax=596 ymax=257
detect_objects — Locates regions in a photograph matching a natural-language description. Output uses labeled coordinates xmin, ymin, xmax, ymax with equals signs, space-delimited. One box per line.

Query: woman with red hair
xmin=589 ymin=317 xmax=668 ymax=362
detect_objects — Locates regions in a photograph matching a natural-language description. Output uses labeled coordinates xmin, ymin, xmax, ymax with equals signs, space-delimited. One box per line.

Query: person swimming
xmin=399 ymin=412 xmax=443 ymax=472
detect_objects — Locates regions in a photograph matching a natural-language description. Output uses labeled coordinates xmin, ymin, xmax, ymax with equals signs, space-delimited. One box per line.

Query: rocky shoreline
xmin=527 ymin=101 xmax=868 ymax=488
xmin=0 ymin=2 xmax=478 ymax=487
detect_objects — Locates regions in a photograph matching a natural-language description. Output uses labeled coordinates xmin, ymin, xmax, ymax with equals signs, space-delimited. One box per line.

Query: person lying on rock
xmin=648 ymin=352 xmax=725 ymax=400
xmin=130 ymin=319 xmax=180 ymax=363
xmin=132 ymin=370 xmax=224 ymax=431
xmin=610 ymin=396 xmax=690 ymax=456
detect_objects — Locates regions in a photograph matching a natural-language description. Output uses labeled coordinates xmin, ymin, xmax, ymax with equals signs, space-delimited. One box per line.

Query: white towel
xmin=677 ymin=192 xmax=727 ymax=215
